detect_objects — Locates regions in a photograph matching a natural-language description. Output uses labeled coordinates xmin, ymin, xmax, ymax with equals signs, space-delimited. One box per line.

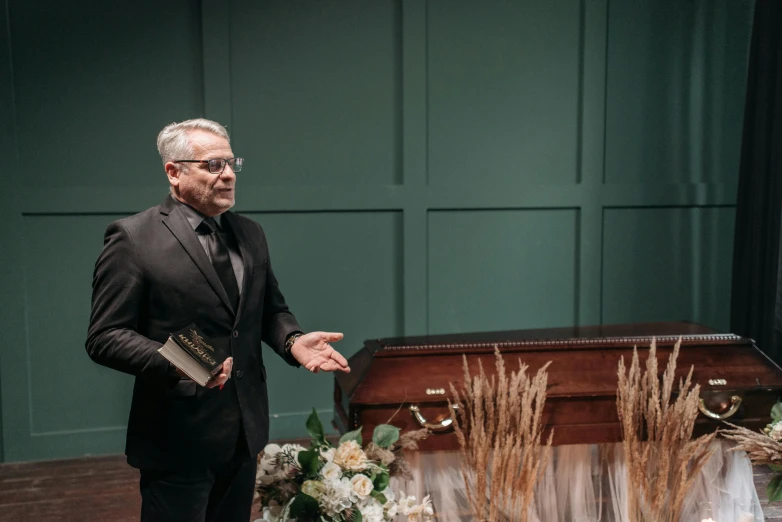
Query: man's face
xmin=169 ymin=130 xmax=236 ymax=217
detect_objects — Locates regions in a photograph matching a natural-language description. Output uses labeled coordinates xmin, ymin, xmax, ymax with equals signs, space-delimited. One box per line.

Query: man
xmin=86 ymin=118 xmax=350 ymax=522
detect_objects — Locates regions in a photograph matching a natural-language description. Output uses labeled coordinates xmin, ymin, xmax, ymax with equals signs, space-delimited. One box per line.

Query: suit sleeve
xmin=86 ymin=221 xmax=173 ymax=378
xmin=257 ymin=223 xmax=302 ymax=367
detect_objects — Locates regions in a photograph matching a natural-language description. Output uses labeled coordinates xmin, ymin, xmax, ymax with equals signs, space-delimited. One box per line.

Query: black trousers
xmin=139 ymin=434 xmax=257 ymax=522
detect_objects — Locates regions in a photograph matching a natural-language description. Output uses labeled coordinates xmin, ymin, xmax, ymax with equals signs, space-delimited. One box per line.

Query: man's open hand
xmin=290 ymin=332 xmax=350 ymax=373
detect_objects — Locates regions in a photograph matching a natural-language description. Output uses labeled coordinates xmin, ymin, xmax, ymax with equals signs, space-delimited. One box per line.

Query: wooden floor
xmin=1 ymin=454 xmax=782 ymax=521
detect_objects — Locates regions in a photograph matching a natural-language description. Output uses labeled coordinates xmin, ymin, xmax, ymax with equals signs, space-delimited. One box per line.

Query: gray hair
xmin=156 ymin=118 xmax=230 ymax=166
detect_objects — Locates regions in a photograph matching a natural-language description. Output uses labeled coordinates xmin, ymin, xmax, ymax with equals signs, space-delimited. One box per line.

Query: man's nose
xmin=220 ymin=164 xmax=236 ymax=180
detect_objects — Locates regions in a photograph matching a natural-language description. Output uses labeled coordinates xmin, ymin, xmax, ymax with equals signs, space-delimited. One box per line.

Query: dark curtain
xmin=730 ymin=0 xmax=782 ymax=363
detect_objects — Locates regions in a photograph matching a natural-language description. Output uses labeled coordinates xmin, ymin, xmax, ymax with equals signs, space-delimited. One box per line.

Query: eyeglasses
xmin=174 ymin=157 xmax=244 ymax=174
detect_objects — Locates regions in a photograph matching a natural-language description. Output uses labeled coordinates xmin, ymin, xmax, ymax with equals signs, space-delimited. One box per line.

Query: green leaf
xmin=772 ymin=402 xmax=782 ymax=422
xmin=339 ymin=427 xmax=363 ymax=446
xmin=370 ymin=490 xmax=388 ymax=505
xmin=289 ymin=493 xmax=320 ymax=517
xmin=351 ymin=509 xmax=363 ymax=522
xmin=373 ymin=470 xmax=390 ymax=492
xmin=372 ymin=424 xmax=400 ymax=449
xmin=297 ymin=448 xmax=321 ymax=475
xmin=770 ymin=464 xmax=782 ymax=473
xmin=769 ymin=475 xmax=782 ymax=502
xmin=306 ymin=408 xmax=326 ymax=444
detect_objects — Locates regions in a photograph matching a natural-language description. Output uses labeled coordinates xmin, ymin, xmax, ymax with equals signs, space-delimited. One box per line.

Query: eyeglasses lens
xmin=207 ymin=158 xmax=243 ymax=174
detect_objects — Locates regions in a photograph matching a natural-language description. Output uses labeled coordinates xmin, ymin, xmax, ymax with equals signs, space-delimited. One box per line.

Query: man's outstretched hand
xmin=290 ymin=332 xmax=350 ymax=374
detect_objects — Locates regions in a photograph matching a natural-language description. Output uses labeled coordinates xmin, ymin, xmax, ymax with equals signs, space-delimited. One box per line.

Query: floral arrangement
xmin=254 ymin=409 xmax=433 ymax=522
xmin=722 ymin=401 xmax=782 ymax=501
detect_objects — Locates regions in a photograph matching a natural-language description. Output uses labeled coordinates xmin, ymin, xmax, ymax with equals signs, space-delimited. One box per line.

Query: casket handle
xmin=698 ymin=395 xmax=742 ymax=420
xmin=409 ymin=404 xmax=459 ymax=432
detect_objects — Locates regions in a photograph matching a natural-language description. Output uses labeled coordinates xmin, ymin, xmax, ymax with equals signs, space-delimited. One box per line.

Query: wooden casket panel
xmin=334 ymin=323 xmax=782 ymax=449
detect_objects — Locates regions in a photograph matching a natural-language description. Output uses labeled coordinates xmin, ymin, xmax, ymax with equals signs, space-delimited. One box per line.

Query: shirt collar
xmin=170 ymin=196 xmax=223 ymax=231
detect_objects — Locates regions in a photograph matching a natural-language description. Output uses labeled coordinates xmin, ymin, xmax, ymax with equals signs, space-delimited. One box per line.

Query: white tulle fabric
xmin=392 ymin=440 xmax=763 ymax=522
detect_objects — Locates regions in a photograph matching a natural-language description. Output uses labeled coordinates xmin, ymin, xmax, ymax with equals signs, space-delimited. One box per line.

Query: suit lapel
xmin=223 ymin=211 xmax=254 ymax=318
xmin=160 ymin=196 xmax=237 ymax=316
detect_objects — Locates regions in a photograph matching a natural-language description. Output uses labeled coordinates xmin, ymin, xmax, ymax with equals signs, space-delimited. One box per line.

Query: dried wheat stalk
xmin=617 ymin=338 xmax=716 ymax=522
xmin=449 ymin=347 xmax=552 ymax=522
xmin=387 ymin=428 xmax=430 ymax=480
xmin=721 ymin=422 xmax=782 ymax=466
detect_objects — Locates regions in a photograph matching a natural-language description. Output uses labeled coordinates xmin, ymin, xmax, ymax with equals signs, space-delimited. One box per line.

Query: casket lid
xmin=336 ymin=322 xmax=781 ymax=406
xmin=365 ymin=321 xmax=741 ymax=357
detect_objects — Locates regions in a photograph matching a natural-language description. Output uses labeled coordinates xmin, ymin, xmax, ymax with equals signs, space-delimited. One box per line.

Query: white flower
xmin=771 ymin=422 xmax=782 ymax=441
xmin=384 ymin=500 xmax=398 ymax=517
xmin=396 ymin=491 xmax=417 ymax=515
xmin=321 ymin=461 xmax=342 ymax=482
xmin=320 ymin=477 xmax=354 ymax=516
xmin=281 ymin=443 xmax=306 ymax=467
xmin=267 ymin=444 xmax=305 ymax=477
xmin=381 ymin=487 xmax=395 ymax=502
xmin=264 ymin=443 xmax=282 ymax=458
xmin=260 ymin=444 xmax=282 ymax=473
xmin=406 ymin=495 xmax=434 ymax=521
xmin=334 ymin=440 xmax=369 ymax=471
xmin=258 ymin=502 xmax=283 ymax=522
xmin=320 ymin=446 xmax=336 ymax=462
xmin=358 ymin=498 xmax=385 ymax=522
xmin=301 ymin=479 xmax=326 ymax=500
xmin=350 ymin=473 xmax=374 ymax=498
xmin=257 ymin=475 xmax=275 ymax=486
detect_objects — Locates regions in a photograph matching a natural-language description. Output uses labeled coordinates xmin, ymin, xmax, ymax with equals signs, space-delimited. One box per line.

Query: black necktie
xmin=198 ymin=217 xmax=240 ymax=310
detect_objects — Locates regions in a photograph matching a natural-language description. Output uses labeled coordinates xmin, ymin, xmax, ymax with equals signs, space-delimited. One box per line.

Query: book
xmin=158 ymin=323 xmax=229 ymax=387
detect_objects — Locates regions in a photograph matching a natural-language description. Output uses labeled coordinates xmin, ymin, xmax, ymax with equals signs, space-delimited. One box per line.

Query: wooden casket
xmin=333 ymin=322 xmax=782 ymax=450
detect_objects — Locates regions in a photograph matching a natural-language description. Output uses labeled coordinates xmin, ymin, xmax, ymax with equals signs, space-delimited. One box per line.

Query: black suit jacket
xmin=86 ymin=195 xmax=301 ymax=470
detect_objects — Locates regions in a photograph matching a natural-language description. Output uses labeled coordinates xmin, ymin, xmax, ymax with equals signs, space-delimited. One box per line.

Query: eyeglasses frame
xmin=173 ymin=157 xmax=243 ymax=174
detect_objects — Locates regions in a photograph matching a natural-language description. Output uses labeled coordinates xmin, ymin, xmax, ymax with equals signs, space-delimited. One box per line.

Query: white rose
xmin=334 ymin=440 xmax=369 ymax=471
xmin=771 ymin=423 xmax=782 ymax=441
xmin=320 ymin=447 xmax=336 ymax=462
xmin=301 ymin=480 xmax=326 ymax=500
xmin=350 ymin=474 xmax=375 ymax=498
xmin=321 ymin=462 xmax=342 ymax=482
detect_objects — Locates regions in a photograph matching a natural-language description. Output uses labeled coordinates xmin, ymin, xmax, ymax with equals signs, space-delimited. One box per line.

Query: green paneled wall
xmin=0 ymin=0 xmax=754 ymax=462
xmin=428 ymin=210 xmax=579 ymax=332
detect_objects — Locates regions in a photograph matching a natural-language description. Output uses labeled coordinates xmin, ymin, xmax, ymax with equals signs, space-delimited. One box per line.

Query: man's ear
xmin=165 ymin=162 xmax=181 ymax=188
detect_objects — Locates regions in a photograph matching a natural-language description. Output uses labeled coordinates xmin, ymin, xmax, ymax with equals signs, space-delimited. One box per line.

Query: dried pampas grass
xmin=617 ymin=338 xmax=715 ymax=522
xmin=449 ymin=347 xmax=552 ymax=522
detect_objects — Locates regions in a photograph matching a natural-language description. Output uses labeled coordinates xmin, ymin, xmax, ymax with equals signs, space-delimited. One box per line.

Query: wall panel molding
xmin=0 ymin=0 xmax=25 ymax=463
xmin=0 ymin=0 xmax=751 ymax=462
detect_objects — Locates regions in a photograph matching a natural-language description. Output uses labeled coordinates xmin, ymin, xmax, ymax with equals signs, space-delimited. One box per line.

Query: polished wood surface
xmin=335 ymin=322 xmax=782 ymax=449
xmin=0 ymin=455 xmax=263 ymax=521
xmin=0 ymin=455 xmax=140 ymax=521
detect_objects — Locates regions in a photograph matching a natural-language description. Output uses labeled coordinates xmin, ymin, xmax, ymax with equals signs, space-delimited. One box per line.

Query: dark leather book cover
xmin=171 ymin=323 xmax=228 ymax=375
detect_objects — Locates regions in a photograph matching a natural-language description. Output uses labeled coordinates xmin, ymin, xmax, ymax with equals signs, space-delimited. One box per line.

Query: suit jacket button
xmin=232 ymin=330 xmax=238 ymax=338
xmin=235 ymin=370 xmax=244 ymax=379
